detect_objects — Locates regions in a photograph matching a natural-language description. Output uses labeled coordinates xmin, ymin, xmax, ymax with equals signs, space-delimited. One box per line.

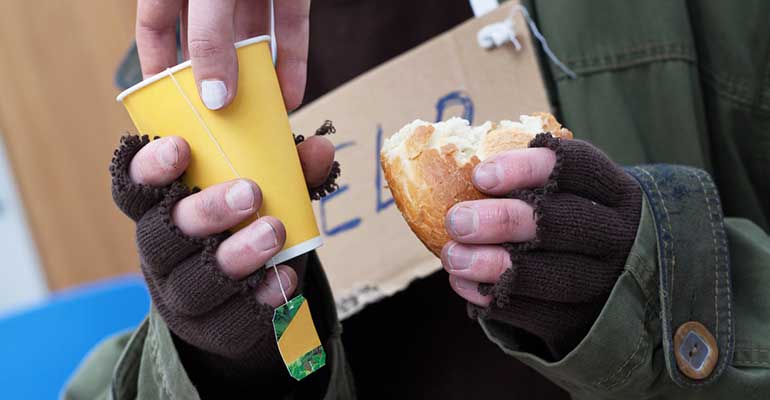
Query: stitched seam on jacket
xmin=111 ymin=321 xmax=148 ymax=400
xmin=734 ymin=360 xmax=770 ymax=367
xmin=554 ymin=42 xmax=696 ymax=80
xmin=694 ymin=169 xmax=722 ymax=349
xmin=636 ymin=168 xmax=676 ymax=298
xmin=734 ymin=348 xmax=770 ymax=353
xmin=630 ymin=166 xmax=734 ymax=388
xmin=695 ymin=170 xmax=721 ymax=352
xmin=148 ymin=326 xmax=176 ymax=400
xmin=594 ymin=297 xmax=657 ymax=389
xmin=625 ymin=252 xmax=654 ymax=301
xmin=631 ymin=167 xmax=682 ymax=386
xmin=733 ymin=348 xmax=770 ymax=368
xmin=563 ymin=42 xmax=695 ymax=69
xmin=700 ymin=68 xmax=770 ymax=114
xmin=694 ymin=168 xmax=734 ymax=382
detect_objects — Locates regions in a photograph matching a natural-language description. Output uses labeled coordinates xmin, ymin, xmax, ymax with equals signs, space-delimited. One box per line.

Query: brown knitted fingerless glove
xmin=109 ymin=125 xmax=340 ymax=398
xmin=471 ymin=133 xmax=642 ymax=360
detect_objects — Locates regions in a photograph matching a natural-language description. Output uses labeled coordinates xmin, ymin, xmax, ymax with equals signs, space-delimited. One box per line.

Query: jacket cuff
xmin=478 ymin=165 xmax=734 ymax=397
xmin=478 ymin=193 xmax=659 ymax=397
xmin=108 ymin=253 xmax=353 ymax=400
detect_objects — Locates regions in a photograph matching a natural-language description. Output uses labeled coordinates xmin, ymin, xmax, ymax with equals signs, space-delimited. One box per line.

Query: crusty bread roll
xmin=380 ymin=113 xmax=572 ymax=257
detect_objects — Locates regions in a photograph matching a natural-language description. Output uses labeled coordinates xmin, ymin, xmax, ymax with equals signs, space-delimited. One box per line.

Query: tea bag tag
xmin=273 ymin=294 xmax=326 ymax=380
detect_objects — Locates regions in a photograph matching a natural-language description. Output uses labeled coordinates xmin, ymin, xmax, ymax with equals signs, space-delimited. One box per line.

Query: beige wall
xmin=0 ymin=2 xmax=140 ymax=289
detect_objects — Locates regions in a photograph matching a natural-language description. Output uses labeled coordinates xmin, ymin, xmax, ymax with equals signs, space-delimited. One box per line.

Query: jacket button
xmin=674 ymin=321 xmax=718 ymax=380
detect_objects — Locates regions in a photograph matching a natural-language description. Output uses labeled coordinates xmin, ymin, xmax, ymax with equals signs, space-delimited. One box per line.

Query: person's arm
xmin=62 ymin=333 xmax=133 ymax=400
xmin=101 ymin=128 xmax=336 ymax=399
xmin=444 ymin=134 xmax=770 ymax=398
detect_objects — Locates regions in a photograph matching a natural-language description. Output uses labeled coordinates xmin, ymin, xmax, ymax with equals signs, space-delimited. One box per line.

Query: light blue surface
xmin=0 ymin=275 xmax=150 ymax=399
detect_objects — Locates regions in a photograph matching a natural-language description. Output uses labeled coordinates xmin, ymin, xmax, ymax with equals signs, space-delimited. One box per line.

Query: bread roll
xmin=380 ymin=113 xmax=572 ymax=257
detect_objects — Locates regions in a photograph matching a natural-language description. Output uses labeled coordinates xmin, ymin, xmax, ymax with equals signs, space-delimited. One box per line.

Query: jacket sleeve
xmin=477 ymin=164 xmax=770 ymax=399
xmin=62 ymin=253 xmax=357 ymax=400
xmin=61 ymin=333 xmax=132 ymax=400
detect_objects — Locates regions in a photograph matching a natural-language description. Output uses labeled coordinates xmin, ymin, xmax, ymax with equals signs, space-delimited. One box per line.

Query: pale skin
xmin=442 ymin=148 xmax=558 ymax=307
xmin=136 ymin=0 xmax=310 ymax=110
xmin=132 ymin=141 xmax=554 ymax=310
xmin=134 ymin=0 xmax=556 ymax=311
xmin=129 ymin=135 xmax=334 ymax=307
xmin=134 ymin=0 xmax=315 ymax=307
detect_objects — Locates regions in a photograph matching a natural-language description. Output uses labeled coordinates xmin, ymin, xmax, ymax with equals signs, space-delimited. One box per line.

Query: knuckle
xmin=514 ymin=158 xmax=536 ymax=185
xmin=218 ymin=251 xmax=250 ymax=279
xmin=136 ymin=21 xmax=172 ymax=38
xmin=477 ymin=202 xmax=514 ymax=236
xmin=491 ymin=249 xmax=509 ymax=271
xmin=502 ymin=202 xmax=523 ymax=232
xmin=215 ymin=245 xmax=240 ymax=273
xmin=136 ymin=9 xmax=172 ymax=33
xmin=440 ymin=243 xmax=452 ymax=265
xmin=482 ymin=202 xmax=505 ymax=223
xmin=188 ymin=37 xmax=227 ymax=59
xmin=194 ymin=193 xmax=227 ymax=224
xmin=493 ymin=253 xmax=511 ymax=279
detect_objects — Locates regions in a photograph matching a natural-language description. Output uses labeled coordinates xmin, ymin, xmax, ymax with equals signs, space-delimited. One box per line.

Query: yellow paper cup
xmin=116 ymin=36 xmax=322 ymax=265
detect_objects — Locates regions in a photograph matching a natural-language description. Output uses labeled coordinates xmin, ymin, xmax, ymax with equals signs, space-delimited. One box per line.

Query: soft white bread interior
xmin=380 ymin=112 xmax=572 ymax=257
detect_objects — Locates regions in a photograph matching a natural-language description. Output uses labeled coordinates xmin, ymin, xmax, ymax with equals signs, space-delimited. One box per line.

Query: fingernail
xmin=269 ymin=270 xmax=292 ymax=295
xmin=474 ymin=161 xmax=500 ymax=190
xmin=225 ymin=180 xmax=255 ymax=211
xmin=447 ymin=244 xmax=474 ymax=270
xmin=251 ymin=220 xmax=278 ymax=252
xmin=453 ymin=277 xmax=475 ymax=291
xmin=156 ymin=138 xmax=179 ymax=169
xmin=279 ymin=270 xmax=291 ymax=288
xmin=449 ymin=206 xmax=478 ymax=237
xmin=201 ymin=80 xmax=227 ymax=110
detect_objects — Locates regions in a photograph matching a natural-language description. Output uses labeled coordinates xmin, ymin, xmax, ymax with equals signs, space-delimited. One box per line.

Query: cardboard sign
xmin=289 ymin=1 xmax=550 ymax=319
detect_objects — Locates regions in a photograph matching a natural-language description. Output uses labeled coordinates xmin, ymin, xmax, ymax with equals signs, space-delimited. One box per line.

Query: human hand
xmin=110 ymin=132 xmax=334 ymax=359
xmin=441 ymin=133 xmax=642 ymax=356
xmin=135 ymin=0 xmax=309 ymax=110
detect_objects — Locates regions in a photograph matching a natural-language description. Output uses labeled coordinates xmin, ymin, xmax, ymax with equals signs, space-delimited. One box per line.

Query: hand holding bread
xmin=380 ymin=113 xmax=572 ymax=256
xmin=380 ymin=114 xmax=643 ymax=358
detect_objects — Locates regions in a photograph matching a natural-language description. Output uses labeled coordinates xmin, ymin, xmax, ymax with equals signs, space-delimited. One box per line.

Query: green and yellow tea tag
xmin=273 ymin=295 xmax=326 ymax=380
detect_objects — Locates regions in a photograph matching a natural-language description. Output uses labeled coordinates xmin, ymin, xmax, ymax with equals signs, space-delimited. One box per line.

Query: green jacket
xmin=65 ymin=0 xmax=770 ymax=398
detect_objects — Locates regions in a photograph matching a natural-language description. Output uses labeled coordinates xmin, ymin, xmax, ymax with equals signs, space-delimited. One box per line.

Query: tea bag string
xmin=165 ymin=68 xmax=290 ymax=307
xmin=269 ymin=0 xmax=277 ymax=64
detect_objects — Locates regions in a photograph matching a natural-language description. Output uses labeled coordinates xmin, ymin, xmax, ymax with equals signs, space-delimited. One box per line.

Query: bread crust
xmin=381 ymin=114 xmax=572 ymax=257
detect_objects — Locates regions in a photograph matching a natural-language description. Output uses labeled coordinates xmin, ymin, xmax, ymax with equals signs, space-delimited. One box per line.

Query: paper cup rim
xmin=115 ymin=35 xmax=271 ymax=103
xmin=269 ymin=236 xmax=324 ymax=266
